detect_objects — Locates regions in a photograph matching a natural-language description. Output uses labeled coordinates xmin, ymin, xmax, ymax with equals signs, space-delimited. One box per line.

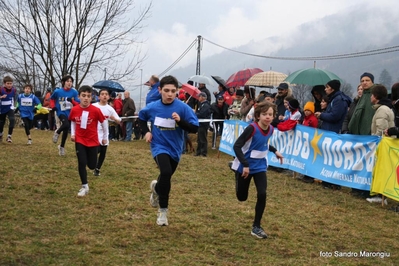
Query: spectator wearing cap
xmin=240 ymin=86 xmax=256 ymax=120
xmin=199 ymin=83 xmax=211 ymax=102
xmin=272 ymin=82 xmax=291 ymax=127
xmin=302 ymin=101 xmax=318 ymax=128
xmin=145 ymin=75 xmax=161 ymax=105
xmin=315 ymin=80 xmax=352 ymax=133
xmin=277 ymin=98 xmax=302 ymax=131
xmin=227 ymin=89 xmax=244 ymax=120
xmin=348 ymin=72 xmax=375 ymax=135
xmin=195 ymin=92 xmax=211 ymax=156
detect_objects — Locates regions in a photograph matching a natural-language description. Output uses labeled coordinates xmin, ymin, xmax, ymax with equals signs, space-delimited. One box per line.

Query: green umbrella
xmin=284 ymin=68 xmax=342 ymax=86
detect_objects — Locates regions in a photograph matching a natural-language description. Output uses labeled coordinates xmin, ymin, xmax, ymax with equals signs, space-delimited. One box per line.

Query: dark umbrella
xmin=93 ymin=80 xmax=125 ymax=92
xmin=211 ymin=76 xmax=227 ymax=90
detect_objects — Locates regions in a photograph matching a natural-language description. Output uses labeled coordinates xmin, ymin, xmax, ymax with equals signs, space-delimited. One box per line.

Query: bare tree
xmin=291 ymin=84 xmax=313 ymax=108
xmin=0 ymin=0 xmax=151 ymax=95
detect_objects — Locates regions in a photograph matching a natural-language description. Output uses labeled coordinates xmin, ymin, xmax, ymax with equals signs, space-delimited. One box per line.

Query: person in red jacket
xmin=277 ymin=99 xmax=301 ymax=131
xmin=302 ymin=102 xmax=318 ymax=128
xmin=301 ymin=101 xmax=319 ymax=183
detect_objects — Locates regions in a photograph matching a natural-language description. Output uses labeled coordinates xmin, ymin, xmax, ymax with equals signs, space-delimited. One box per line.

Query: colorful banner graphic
xmin=371 ymin=137 xmax=399 ymax=201
xmin=219 ymin=121 xmax=381 ymax=190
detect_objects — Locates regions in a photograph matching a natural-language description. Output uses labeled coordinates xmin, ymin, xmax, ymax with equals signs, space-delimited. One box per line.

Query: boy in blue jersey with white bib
xmin=139 ymin=75 xmax=199 ymax=226
xmin=16 ymin=84 xmax=42 ymax=144
xmin=0 ymin=76 xmax=18 ymax=143
xmin=50 ymin=75 xmax=79 ymax=156
xmin=232 ymin=101 xmax=284 ymax=239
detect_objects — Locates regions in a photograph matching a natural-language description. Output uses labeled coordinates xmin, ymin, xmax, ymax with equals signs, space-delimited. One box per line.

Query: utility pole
xmin=196 ymin=35 xmax=202 ymax=75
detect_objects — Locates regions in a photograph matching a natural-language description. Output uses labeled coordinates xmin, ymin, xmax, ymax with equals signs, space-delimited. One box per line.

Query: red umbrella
xmin=225 ymin=68 xmax=263 ymax=87
xmin=181 ymin=83 xmax=201 ymax=100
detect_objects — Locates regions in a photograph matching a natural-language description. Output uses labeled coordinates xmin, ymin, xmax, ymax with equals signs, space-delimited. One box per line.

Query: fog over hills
xmin=168 ymin=4 xmax=399 ymax=96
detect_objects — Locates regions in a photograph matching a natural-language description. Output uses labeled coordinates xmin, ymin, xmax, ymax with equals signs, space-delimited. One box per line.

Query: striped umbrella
xmin=245 ymin=71 xmax=288 ymax=87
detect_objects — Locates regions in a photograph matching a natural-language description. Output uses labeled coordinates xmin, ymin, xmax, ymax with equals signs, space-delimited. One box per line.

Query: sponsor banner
xmin=219 ymin=121 xmax=380 ymax=190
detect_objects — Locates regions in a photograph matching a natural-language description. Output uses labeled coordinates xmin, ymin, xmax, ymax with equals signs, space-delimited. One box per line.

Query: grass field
xmin=1 ymin=128 xmax=399 ymax=265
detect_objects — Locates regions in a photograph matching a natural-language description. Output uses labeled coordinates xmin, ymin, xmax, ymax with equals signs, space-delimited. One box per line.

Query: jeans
xmin=125 ymin=121 xmax=133 ymax=141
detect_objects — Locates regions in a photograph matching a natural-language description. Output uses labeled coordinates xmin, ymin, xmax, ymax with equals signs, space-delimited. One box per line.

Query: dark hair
xmin=284 ymin=95 xmax=294 ymax=102
xmin=3 ymin=76 xmax=13 ymax=84
xmin=78 ymin=85 xmax=93 ymax=95
xmin=160 ymin=75 xmax=178 ymax=89
xmin=99 ymin=88 xmax=109 ymax=95
xmin=254 ymin=101 xmax=277 ymax=122
xmin=24 ymin=84 xmax=33 ymax=91
xmin=391 ymin=83 xmax=399 ymax=101
xmin=61 ymin=74 xmax=74 ymax=86
xmin=321 ymin=95 xmax=329 ymax=102
xmin=371 ymin=84 xmax=388 ymax=100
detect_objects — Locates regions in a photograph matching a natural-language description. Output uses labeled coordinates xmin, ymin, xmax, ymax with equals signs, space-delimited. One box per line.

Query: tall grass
xmin=0 ymin=128 xmax=398 ymax=265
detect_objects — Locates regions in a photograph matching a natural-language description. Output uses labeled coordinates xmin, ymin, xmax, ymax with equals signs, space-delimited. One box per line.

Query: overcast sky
xmin=124 ymin=0 xmax=399 ymax=103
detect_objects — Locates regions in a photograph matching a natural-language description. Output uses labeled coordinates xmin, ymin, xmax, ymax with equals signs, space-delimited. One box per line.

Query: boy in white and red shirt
xmin=69 ymin=85 xmax=108 ymax=197
xmin=92 ymin=89 xmax=121 ymax=176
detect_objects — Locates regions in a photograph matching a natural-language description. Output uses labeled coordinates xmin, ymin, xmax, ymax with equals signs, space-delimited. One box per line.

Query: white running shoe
xmin=77 ymin=185 xmax=89 ymax=197
xmin=27 ymin=139 xmax=32 ymax=145
xmin=52 ymin=132 xmax=59 ymax=143
xmin=156 ymin=208 xmax=168 ymax=226
xmin=58 ymin=145 xmax=66 ymax=156
xmin=366 ymin=196 xmax=388 ymax=205
xmin=150 ymin=180 xmax=159 ymax=208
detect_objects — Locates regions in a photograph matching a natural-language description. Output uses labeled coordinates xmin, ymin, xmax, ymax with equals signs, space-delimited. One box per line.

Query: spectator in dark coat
xmin=311 ymin=85 xmax=326 ymax=113
xmin=342 ymin=84 xmax=363 ymax=133
xmin=195 ymin=92 xmax=211 ymax=157
xmin=272 ymin=83 xmax=291 ymax=127
xmin=315 ymin=80 xmax=352 ymax=133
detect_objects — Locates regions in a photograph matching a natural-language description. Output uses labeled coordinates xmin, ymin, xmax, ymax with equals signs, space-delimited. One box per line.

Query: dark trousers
xmin=75 ymin=143 xmax=98 ymax=185
xmin=235 ymin=171 xmax=267 ymax=227
xmin=0 ymin=110 xmax=15 ymax=136
xmin=56 ymin=114 xmax=70 ymax=147
xmin=96 ymin=145 xmax=108 ymax=170
xmin=196 ymin=126 xmax=208 ymax=156
xmin=154 ymin=154 xmax=178 ymax=209
xmin=22 ymin=117 xmax=33 ymax=136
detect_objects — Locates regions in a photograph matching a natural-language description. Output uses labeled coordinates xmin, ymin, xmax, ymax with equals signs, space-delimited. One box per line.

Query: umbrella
xmin=284 ymin=68 xmax=342 ymax=86
xmin=211 ymin=75 xmax=227 ymax=90
xmin=245 ymin=71 xmax=288 ymax=87
xmin=93 ymin=80 xmax=125 ymax=92
xmin=188 ymin=75 xmax=214 ymax=86
xmin=225 ymin=68 xmax=263 ymax=88
xmin=181 ymin=83 xmax=201 ymax=100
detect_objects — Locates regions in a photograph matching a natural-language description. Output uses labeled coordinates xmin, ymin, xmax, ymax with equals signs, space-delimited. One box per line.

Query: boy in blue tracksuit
xmin=139 ymin=75 xmax=198 ymax=226
xmin=16 ymin=84 xmax=42 ymax=144
xmin=232 ymin=101 xmax=283 ymax=239
xmin=0 ymin=76 xmax=18 ymax=143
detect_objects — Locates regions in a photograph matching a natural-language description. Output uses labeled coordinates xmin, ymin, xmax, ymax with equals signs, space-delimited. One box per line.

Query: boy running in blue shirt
xmin=16 ymin=84 xmax=43 ymax=144
xmin=0 ymin=76 xmax=18 ymax=143
xmin=138 ymin=75 xmax=199 ymax=226
xmin=232 ymin=101 xmax=284 ymax=239
xmin=50 ymin=75 xmax=79 ymax=156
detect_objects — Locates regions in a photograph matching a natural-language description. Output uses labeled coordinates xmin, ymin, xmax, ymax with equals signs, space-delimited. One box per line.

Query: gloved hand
xmin=387 ymin=127 xmax=399 ymax=136
xmin=14 ymin=107 xmax=19 ymax=114
xmin=66 ymin=98 xmax=73 ymax=102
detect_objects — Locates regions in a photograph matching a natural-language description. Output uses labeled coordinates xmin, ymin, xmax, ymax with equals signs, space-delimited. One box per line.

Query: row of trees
xmin=0 ymin=0 xmax=151 ymax=95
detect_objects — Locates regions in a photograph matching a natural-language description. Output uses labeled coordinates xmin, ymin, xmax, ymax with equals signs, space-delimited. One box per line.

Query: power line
xmin=158 ymin=39 xmax=197 ymax=77
xmin=202 ymin=37 xmax=399 ymax=61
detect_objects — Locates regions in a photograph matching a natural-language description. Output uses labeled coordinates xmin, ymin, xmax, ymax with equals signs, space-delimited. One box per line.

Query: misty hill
xmin=169 ymin=4 xmax=399 ymax=95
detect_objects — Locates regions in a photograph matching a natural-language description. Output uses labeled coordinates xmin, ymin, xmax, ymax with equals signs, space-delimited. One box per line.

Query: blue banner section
xmin=219 ymin=121 xmax=380 ymax=190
